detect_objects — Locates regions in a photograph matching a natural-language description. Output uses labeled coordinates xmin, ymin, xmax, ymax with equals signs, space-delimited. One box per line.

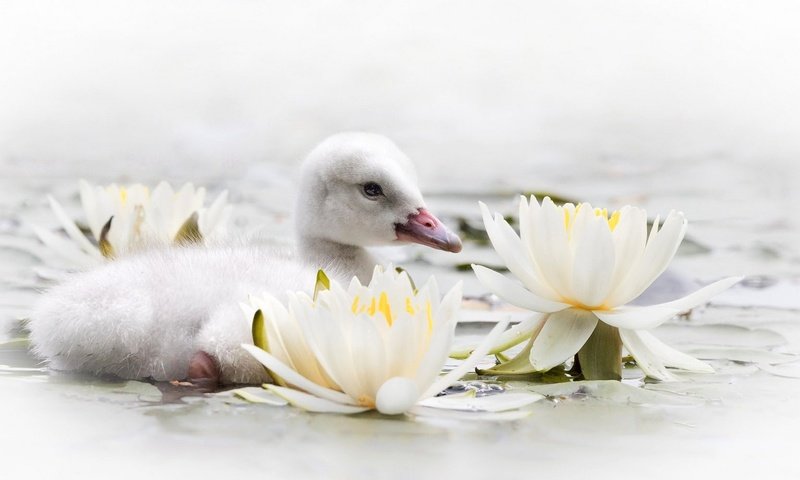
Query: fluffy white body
xmin=30 ymin=246 xmax=328 ymax=383
xmin=28 ymin=133 xmax=462 ymax=385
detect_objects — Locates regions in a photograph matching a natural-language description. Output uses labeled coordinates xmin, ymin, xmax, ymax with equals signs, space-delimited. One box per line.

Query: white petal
xmin=436 ymin=281 xmax=463 ymax=323
xmin=265 ymin=385 xmax=369 ymax=414
xmin=423 ymin=275 xmax=441 ymax=311
xmin=608 ymin=211 xmax=687 ymax=305
xmin=472 ymin=265 xmax=570 ymax=313
xmin=78 ymin=179 xmax=102 ymax=239
xmin=148 ymin=181 xmax=174 ymax=240
xmin=241 ymin=344 xmax=356 ymax=406
xmin=449 ymin=313 xmax=548 ymax=359
xmin=421 ymin=318 xmax=511 ymax=399
xmin=634 ymin=331 xmax=713 ymax=373
xmin=350 ymin=314 xmax=387 ymax=398
xmin=33 ymin=226 xmax=99 ymax=268
xmin=593 ymin=305 xmax=679 ymax=330
xmin=619 ymin=329 xmax=676 ymax=381
xmin=607 ymin=206 xmax=648 ymax=290
xmin=230 ymin=387 xmax=288 ymax=406
xmin=418 ymin=391 xmax=543 ymax=412
xmin=413 ymin=317 xmax=456 ymax=393
xmin=384 ymin=309 xmax=417 ymax=377
xmin=656 ymin=276 xmax=743 ymax=312
xmin=595 ymin=276 xmax=743 ymax=330
xmin=570 ymin=211 xmax=615 ymax=307
xmin=479 ymin=202 xmax=556 ymax=300
xmin=529 ymin=308 xmax=598 ymax=371
xmin=47 ymin=196 xmax=104 ymax=259
xmin=518 ymin=196 xmax=533 ymax=249
xmin=530 ymin=197 xmax=573 ymax=297
xmin=300 ymin=305 xmax=368 ymax=398
xmin=375 ymin=377 xmax=420 ymax=415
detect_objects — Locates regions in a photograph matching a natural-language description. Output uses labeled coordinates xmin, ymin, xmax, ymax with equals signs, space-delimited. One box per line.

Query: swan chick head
xmin=296 ymin=132 xmax=462 ymax=253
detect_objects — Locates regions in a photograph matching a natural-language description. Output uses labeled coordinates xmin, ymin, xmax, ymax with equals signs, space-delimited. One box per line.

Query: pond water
xmin=1 ymin=153 xmax=799 ymax=479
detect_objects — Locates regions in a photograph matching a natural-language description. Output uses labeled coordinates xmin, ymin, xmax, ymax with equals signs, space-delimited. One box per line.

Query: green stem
xmin=577 ymin=321 xmax=622 ymax=381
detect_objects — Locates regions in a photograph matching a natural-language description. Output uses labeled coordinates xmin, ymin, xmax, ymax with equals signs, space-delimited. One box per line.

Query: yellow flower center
xmin=563 ymin=204 xmax=621 ymax=232
xmin=351 ymin=292 xmax=433 ymax=331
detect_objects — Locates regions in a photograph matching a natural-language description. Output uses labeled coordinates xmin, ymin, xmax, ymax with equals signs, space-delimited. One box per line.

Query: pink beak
xmin=395 ymin=208 xmax=463 ymax=253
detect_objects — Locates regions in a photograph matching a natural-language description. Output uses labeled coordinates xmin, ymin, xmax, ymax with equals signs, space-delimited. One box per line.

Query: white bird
xmin=28 ymin=132 xmax=462 ymax=387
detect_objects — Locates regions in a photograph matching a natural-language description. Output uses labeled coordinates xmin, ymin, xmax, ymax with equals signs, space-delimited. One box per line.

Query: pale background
xmin=2 ymin=0 xmax=799 ymax=189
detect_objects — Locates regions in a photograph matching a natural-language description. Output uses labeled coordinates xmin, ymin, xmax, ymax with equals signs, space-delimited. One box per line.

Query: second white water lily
xmin=242 ymin=267 xmax=538 ymax=415
xmin=35 ymin=180 xmax=231 ymax=267
xmin=472 ymin=196 xmax=742 ymax=381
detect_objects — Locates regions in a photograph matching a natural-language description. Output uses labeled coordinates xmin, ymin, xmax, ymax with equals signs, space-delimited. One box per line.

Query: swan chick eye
xmin=362 ymin=182 xmax=384 ymax=198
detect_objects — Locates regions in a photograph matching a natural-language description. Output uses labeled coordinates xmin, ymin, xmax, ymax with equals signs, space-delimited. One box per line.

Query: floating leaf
xmin=418 ymin=391 xmax=543 ymax=412
xmin=758 ymin=362 xmax=800 ymax=379
xmin=683 ymin=346 xmax=799 ymax=364
xmin=174 ymin=212 xmax=203 ymax=245
xmin=514 ymin=380 xmax=704 ymax=406
xmin=654 ymin=324 xmax=787 ymax=348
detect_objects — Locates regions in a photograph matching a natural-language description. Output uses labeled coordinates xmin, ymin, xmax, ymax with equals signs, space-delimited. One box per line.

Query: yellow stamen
xmin=378 ymin=292 xmax=393 ymax=326
xmin=351 ymin=296 xmax=360 ymax=314
xmin=608 ymin=210 xmax=621 ymax=231
xmin=406 ymin=298 xmax=415 ymax=315
xmin=368 ymin=297 xmax=377 ymax=316
xmin=119 ymin=188 xmax=128 ymax=205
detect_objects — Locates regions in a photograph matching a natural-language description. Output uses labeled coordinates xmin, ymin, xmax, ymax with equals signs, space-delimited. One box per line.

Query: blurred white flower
xmin=472 ymin=196 xmax=742 ymax=381
xmin=242 ymin=267 xmax=540 ymax=415
xmin=35 ymin=180 xmax=231 ymax=267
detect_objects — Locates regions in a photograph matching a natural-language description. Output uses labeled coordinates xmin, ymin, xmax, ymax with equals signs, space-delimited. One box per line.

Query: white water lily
xmin=35 ymin=180 xmax=231 ymax=267
xmin=472 ymin=196 xmax=742 ymax=381
xmin=242 ymin=266 xmax=539 ymax=415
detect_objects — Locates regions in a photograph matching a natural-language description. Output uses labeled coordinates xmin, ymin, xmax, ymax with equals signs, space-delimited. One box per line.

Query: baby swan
xmin=29 ymin=132 xmax=462 ymax=387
